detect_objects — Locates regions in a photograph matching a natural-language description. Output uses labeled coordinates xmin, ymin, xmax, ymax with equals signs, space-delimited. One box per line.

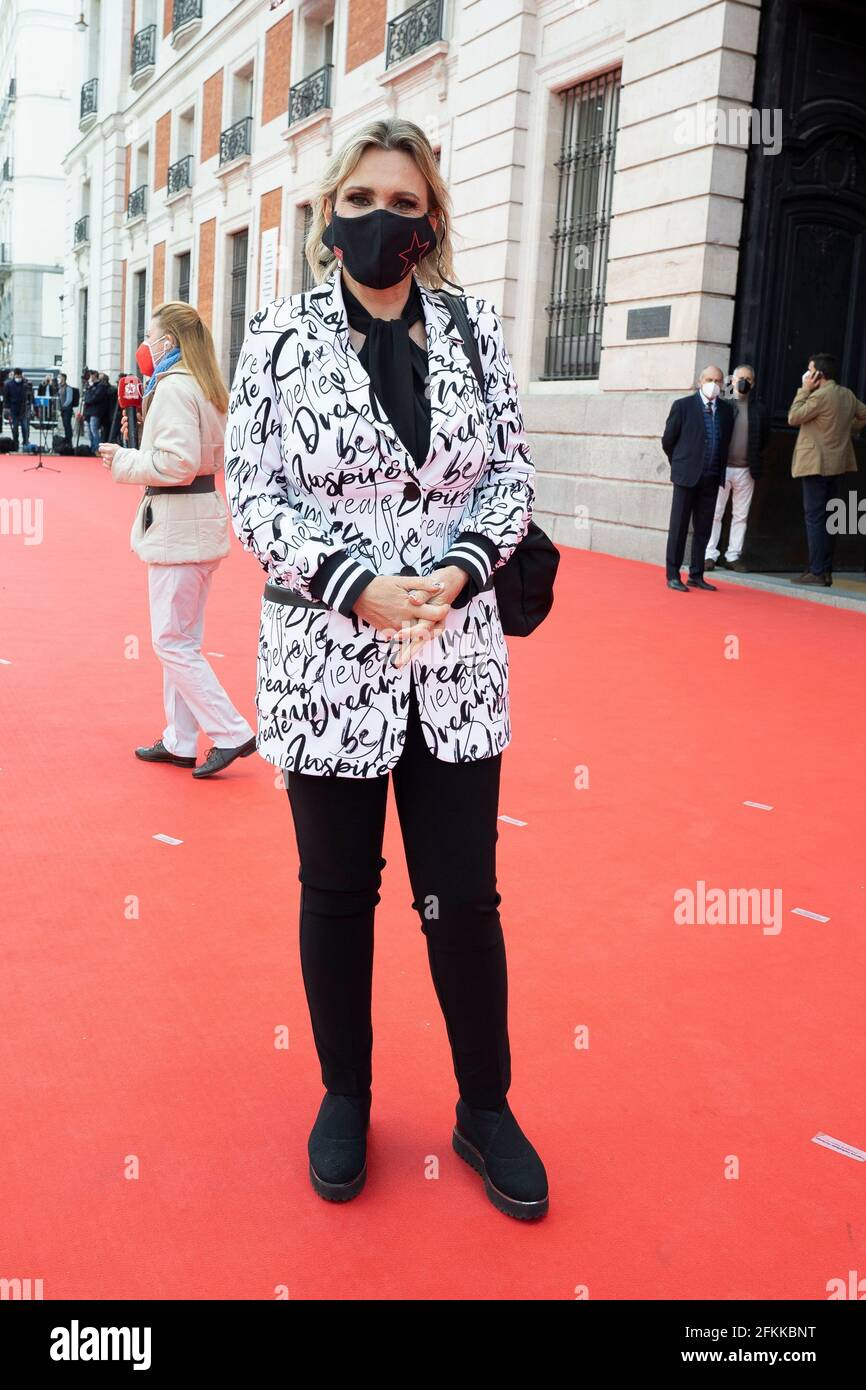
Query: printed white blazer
xmin=224 ymin=265 xmax=535 ymax=778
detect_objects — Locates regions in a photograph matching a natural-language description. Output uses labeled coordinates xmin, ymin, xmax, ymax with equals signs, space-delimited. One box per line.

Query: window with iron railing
xmin=176 ymin=251 xmax=191 ymax=303
xmin=80 ymin=77 xmax=98 ymax=123
xmin=288 ymin=64 xmax=333 ymax=127
xmin=173 ymin=0 xmax=202 ymax=34
xmin=132 ymin=24 xmax=157 ymax=77
xmin=386 ymin=0 xmax=444 ymax=69
xmin=134 ymin=270 xmax=147 ymax=347
xmin=80 ymin=286 xmax=88 ymax=370
xmin=543 ymin=68 xmax=620 ymax=380
xmin=127 ymin=184 xmax=147 ymax=220
xmin=1 ymin=157 xmax=13 ymax=181
xmin=167 ymin=153 xmax=193 ymax=196
xmin=74 ymin=215 xmax=89 ymax=245
xmin=228 ymin=229 xmax=249 ymax=385
xmin=219 ymin=115 xmax=252 ymax=167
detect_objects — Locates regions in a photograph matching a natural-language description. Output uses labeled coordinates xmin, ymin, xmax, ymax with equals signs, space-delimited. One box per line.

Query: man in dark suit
xmin=662 ymin=365 xmax=735 ymax=591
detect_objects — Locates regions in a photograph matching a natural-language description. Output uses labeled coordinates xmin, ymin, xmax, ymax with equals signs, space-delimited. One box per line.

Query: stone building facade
xmin=61 ymin=0 xmax=771 ymax=563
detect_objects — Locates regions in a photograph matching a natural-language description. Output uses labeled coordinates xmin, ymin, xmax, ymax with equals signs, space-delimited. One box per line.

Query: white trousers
xmin=706 ymin=466 xmax=756 ymax=562
xmin=147 ymin=560 xmax=255 ymax=758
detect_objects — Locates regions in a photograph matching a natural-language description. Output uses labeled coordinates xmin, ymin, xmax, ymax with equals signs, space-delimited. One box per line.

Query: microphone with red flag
xmin=118 ymin=375 xmax=142 ymax=448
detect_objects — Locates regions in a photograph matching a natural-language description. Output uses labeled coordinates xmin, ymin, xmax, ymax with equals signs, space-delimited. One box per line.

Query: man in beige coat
xmin=788 ymin=353 xmax=866 ymax=586
xmin=98 ymin=304 xmax=255 ymax=777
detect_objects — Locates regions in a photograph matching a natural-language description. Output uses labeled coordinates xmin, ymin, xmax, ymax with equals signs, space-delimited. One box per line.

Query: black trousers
xmin=801 ymin=474 xmax=846 ymax=576
xmin=284 ymin=674 xmax=512 ymax=1111
xmin=666 ymin=473 xmax=721 ymax=578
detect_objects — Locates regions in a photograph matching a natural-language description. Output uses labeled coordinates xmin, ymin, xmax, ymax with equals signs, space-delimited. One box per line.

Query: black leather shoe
xmin=191 ymin=735 xmax=257 ymax=778
xmin=705 ymin=558 xmax=716 ymax=571
xmin=452 ymin=1098 xmax=549 ymax=1220
xmin=667 ymin=577 xmax=689 ymax=591
xmin=687 ymin=577 xmax=717 ymax=590
xmin=134 ymin=738 xmax=196 ymax=768
xmin=791 ymin=572 xmax=830 ymax=587
xmin=308 ymin=1092 xmax=371 ymax=1202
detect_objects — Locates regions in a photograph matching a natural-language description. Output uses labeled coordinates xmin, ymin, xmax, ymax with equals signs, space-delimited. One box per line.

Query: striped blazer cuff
xmin=309 ymin=549 xmax=377 ymax=617
xmin=439 ymin=531 xmax=500 ymax=594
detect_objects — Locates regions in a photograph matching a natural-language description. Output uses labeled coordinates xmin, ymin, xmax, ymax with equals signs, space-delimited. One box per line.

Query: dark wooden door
xmin=730 ymin=0 xmax=866 ymax=571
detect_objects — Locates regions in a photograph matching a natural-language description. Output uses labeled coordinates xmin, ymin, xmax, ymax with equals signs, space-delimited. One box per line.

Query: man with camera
xmin=788 ymin=353 xmax=866 ymax=586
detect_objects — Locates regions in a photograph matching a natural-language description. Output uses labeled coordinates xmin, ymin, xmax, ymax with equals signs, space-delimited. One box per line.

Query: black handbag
xmin=438 ymin=291 xmax=560 ymax=636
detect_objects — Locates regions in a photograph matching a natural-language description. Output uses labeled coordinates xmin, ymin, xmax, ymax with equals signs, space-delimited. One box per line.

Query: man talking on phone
xmin=788 ymin=354 xmax=866 ymax=586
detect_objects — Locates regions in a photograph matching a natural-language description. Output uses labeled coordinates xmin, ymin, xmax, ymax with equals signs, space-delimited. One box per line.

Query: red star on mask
xmin=398 ymin=230 xmax=432 ymax=272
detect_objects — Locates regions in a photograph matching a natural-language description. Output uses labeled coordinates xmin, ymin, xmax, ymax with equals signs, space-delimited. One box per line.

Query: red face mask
xmin=135 ymin=339 xmax=155 ymax=378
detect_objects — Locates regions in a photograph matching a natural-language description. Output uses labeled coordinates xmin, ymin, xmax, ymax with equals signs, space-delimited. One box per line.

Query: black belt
xmin=264 ymin=582 xmax=328 ymax=610
xmin=144 ymin=474 xmax=216 ymax=496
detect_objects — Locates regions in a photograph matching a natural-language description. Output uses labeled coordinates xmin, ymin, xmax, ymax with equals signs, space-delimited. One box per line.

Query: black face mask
xmin=323 ymin=208 xmax=437 ymax=290
xmin=736 ymin=378 xmax=752 ymax=394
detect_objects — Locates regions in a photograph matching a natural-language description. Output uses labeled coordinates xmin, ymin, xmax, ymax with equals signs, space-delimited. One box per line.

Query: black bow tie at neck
xmin=341 ymin=274 xmax=424 ymax=335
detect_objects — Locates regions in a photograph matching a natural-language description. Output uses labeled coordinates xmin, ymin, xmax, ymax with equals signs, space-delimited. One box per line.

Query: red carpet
xmin=2 ymin=453 xmax=865 ymax=1300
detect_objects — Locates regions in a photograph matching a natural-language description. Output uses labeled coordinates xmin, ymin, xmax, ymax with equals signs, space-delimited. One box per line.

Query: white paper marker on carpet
xmin=812 ymin=1132 xmax=866 ymax=1162
xmin=0 ymin=658 xmax=11 ymax=665
xmin=153 ymin=833 xmax=184 ymax=846
xmin=498 ymin=815 xmax=527 ymax=827
xmin=792 ymin=907 xmax=830 ymax=922
xmin=743 ymin=800 xmax=773 ymax=810
xmin=206 ymin=651 xmax=225 ymax=658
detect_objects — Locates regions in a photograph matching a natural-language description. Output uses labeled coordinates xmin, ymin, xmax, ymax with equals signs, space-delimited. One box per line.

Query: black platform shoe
xmin=452 ymin=1098 xmax=549 ymax=1220
xmin=308 ymin=1092 xmax=371 ymax=1203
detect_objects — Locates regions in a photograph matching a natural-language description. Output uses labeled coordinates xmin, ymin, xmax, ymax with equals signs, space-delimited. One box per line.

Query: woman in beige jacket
xmin=98 ymin=301 xmax=255 ymax=778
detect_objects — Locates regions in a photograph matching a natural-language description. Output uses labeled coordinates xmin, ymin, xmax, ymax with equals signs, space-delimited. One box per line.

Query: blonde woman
xmin=99 ymin=301 xmax=256 ymax=779
xmin=225 ymin=119 xmax=549 ymax=1217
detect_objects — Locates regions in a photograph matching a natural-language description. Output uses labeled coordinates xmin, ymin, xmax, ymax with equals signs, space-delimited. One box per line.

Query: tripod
xmin=23 ymin=396 xmax=61 ymax=473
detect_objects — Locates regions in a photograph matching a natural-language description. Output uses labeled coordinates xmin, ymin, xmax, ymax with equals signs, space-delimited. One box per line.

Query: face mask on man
xmin=135 ymin=333 xmax=172 ymax=379
xmin=700 ymin=380 xmax=721 ymax=401
xmin=322 ymin=207 xmax=437 ymax=290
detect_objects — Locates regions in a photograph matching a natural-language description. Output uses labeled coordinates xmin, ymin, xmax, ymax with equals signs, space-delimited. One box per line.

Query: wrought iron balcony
xmin=173 ymin=0 xmax=203 ymax=35
xmin=1 ymin=157 xmax=13 ymax=181
xmin=74 ymin=215 xmax=90 ymax=246
xmin=127 ymin=184 xmax=147 ymax=221
xmin=288 ymin=64 xmax=333 ymax=127
xmin=80 ymin=77 xmax=98 ymax=125
xmin=219 ymin=115 xmax=252 ymax=167
xmin=386 ymin=0 xmax=444 ymax=68
xmin=132 ymin=24 xmax=157 ymax=79
xmin=167 ymin=153 xmax=193 ymax=197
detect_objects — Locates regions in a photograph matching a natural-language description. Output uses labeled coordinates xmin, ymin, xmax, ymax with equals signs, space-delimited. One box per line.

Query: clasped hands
xmin=352 ymin=566 xmax=468 ymax=669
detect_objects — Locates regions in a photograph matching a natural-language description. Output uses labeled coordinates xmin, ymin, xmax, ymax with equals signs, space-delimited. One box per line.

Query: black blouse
xmin=341 ymin=275 xmax=431 ymax=471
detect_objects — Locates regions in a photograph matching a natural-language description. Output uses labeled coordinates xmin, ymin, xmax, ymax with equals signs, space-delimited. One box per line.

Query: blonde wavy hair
xmin=153 ymin=301 xmax=229 ymax=415
xmin=305 ymin=118 xmax=457 ymax=290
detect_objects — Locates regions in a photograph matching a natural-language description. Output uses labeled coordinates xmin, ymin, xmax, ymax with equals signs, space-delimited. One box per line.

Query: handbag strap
xmin=438 ymin=291 xmax=485 ymax=396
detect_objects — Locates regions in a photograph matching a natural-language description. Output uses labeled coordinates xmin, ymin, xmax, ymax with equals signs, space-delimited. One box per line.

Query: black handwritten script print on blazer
xmin=224 ymin=266 xmax=535 ymax=779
